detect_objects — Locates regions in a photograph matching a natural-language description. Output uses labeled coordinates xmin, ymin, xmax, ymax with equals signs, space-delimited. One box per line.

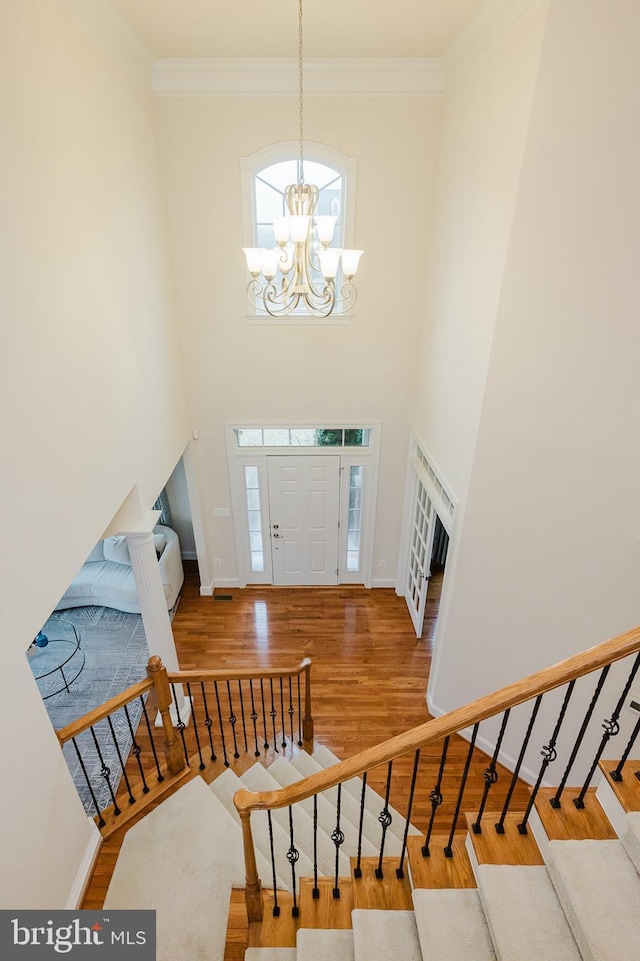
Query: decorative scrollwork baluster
xmin=551 ymin=666 xmax=610 ymax=808
xmin=260 ymin=679 xmax=269 ymax=750
xmin=423 ymin=736 xmax=449 ymax=857
xmin=171 ymin=683 xmax=190 ymax=766
xmin=517 ymin=681 xmax=575 ymax=833
xmin=89 ymin=724 xmax=120 ymax=816
xmin=106 ymin=714 xmax=135 ymax=805
xmin=214 ymin=681 xmax=229 ymax=767
xmin=226 ymin=680 xmax=240 ymax=759
xmin=129 ymin=699 xmax=157 ymax=788
xmin=187 ymin=682 xmax=205 ymax=771
xmin=375 ymin=762 xmax=394 ymax=879
xmin=575 ymin=652 xmax=640 ymax=808
xmin=472 ymin=710 xmax=510 ymax=834
xmin=280 ymin=678 xmax=287 ymax=749
xmin=201 ymin=682 xmax=217 ymax=762
xmin=249 ymin=679 xmax=261 ymax=757
xmin=269 ymin=679 xmax=278 ymax=753
xmin=312 ymin=793 xmax=319 ymax=898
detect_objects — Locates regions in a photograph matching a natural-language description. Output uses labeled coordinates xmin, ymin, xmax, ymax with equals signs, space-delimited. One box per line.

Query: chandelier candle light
xmin=242 ymin=0 xmax=363 ymax=318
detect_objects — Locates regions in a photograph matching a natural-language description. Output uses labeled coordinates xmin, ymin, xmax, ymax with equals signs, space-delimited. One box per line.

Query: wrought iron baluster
xmin=70 ymin=736 xmax=105 ymax=826
xmin=332 ymin=783 xmax=345 ymax=898
xmin=354 ymin=771 xmax=368 ymax=878
xmin=260 ymin=679 xmax=269 ymax=750
xmin=375 ymin=761 xmax=394 ymax=878
xmin=200 ymin=682 xmax=217 ymax=762
xmin=89 ymin=724 xmax=121 ymax=815
xmin=106 ymin=714 xmax=135 ymax=805
xmin=575 ymin=652 xmax=640 ymax=808
xmin=226 ymin=680 xmax=240 ymax=759
xmin=397 ymin=750 xmax=420 ymax=879
xmin=288 ymin=676 xmax=295 ymax=748
xmin=312 ymin=793 xmax=319 ymax=898
xmin=496 ymin=697 xmax=542 ymax=833
xmin=472 ymin=710 xmax=510 ymax=834
xmin=187 ymin=682 xmax=205 ymax=771
xmin=280 ymin=677 xmax=287 ymax=749
xmin=238 ymin=680 xmax=249 ymax=754
xmin=128 ymin=700 xmax=155 ymax=789
xmin=287 ymin=806 xmax=300 ymax=917
xmin=297 ymin=675 xmax=303 ymax=746
xmin=551 ymin=666 xmax=610 ymax=808
xmin=518 ymin=681 xmax=576 ymax=833
xmin=249 ymin=679 xmax=261 ymax=757
xmin=267 ymin=811 xmax=280 ymax=917
xmin=214 ymin=681 xmax=230 ymax=767
xmin=171 ymin=684 xmax=189 ymax=765
xmin=611 ymin=711 xmax=640 ymax=782
xmin=270 ymin=679 xmax=278 ymax=753
xmin=445 ymin=723 xmax=479 ymax=856
xmin=423 ymin=736 xmax=449 ymax=857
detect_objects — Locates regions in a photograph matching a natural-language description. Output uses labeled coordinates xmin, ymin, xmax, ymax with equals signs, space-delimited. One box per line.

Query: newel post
xmin=303 ymin=659 xmax=314 ymax=752
xmin=147 ymin=656 xmax=185 ymax=777
xmin=239 ymin=808 xmax=263 ymax=923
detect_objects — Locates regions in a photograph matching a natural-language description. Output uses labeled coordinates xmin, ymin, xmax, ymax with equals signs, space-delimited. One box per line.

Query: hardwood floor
xmin=82 ymin=562 xmax=531 ymax=908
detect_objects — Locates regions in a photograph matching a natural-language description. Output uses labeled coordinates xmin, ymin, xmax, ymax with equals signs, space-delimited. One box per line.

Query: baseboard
xmin=369 ymin=577 xmax=397 ymax=589
xmin=213 ymin=578 xmax=242 ymax=589
xmin=66 ymin=819 xmax=102 ymax=909
xmin=427 ymin=697 xmax=546 ymax=788
xmin=199 ymin=582 xmax=214 ymax=596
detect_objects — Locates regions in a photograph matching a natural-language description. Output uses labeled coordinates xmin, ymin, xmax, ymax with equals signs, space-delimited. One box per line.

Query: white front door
xmin=267 ymin=455 xmax=340 ymax=586
xmin=404 ymin=475 xmax=436 ymax=637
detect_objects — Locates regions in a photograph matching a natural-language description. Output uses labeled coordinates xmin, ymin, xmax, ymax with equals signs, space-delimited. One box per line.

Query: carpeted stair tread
xmin=105 ymin=778 xmax=243 ymax=961
xmin=294 ymin=747 xmax=419 ymax=845
xmin=268 ymin=756 xmax=381 ymax=860
xmin=241 ymin=762 xmax=351 ymax=878
xmin=412 ymin=888 xmax=496 ymax=961
xmin=475 ymin=864 xmax=582 ymax=961
xmin=546 ymin=839 xmax=640 ymax=961
xmin=208 ymin=767 xmax=290 ymax=890
xmin=621 ymin=810 xmax=640 ymax=874
xmin=296 ymin=928 xmax=355 ymax=961
xmin=351 ymin=909 xmax=422 ymax=961
xmin=244 ymin=950 xmax=297 ymax=961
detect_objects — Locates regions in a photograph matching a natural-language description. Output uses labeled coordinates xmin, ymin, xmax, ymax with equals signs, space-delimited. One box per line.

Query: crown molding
xmin=443 ymin=0 xmax=544 ymax=83
xmin=151 ymin=58 xmax=444 ymax=97
xmin=58 ymin=0 xmax=152 ymax=75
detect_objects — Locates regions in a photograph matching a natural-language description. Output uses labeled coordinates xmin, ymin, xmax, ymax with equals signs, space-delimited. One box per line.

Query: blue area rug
xmin=30 ymin=606 xmax=150 ymax=816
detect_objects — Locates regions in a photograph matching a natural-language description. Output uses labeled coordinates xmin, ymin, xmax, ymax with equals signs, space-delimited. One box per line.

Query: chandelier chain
xmin=298 ymin=0 xmax=304 ymax=185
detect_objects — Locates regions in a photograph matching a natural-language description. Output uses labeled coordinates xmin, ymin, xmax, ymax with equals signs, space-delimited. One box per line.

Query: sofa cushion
xmin=154 ymin=532 xmax=167 ymax=557
xmin=103 ymin=535 xmax=130 ymax=566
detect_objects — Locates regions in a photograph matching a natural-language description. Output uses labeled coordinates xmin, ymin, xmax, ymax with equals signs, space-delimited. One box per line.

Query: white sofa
xmin=55 ymin=525 xmax=184 ymax=615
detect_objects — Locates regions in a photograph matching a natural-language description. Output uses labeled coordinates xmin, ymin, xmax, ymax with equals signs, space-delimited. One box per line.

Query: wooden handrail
xmin=165 ymin=657 xmax=311 ymax=685
xmin=234 ymin=624 xmax=640 ymax=815
xmin=56 ymin=679 xmax=154 ymax=745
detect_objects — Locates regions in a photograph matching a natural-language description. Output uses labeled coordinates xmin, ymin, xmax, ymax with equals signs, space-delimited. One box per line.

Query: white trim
xmin=199 ymin=582 xmax=214 ymax=596
xmin=59 ymin=0 xmax=152 ymax=74
xmin=443 ymin=0 xmax=544 ymax=83
xmin=213 ymin=578 xmax=242 ymax=589
xmin=152 ymin=58 xmax=444 ymax=97
xmin=370 ymin=578 xmax=397 ymax=589
xmin=65 ymin=819 xmax=102 ymax=909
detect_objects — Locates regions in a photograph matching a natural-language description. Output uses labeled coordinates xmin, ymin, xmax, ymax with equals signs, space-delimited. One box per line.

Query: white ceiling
xmin=110 ymin=0 xmax=485 ymax=60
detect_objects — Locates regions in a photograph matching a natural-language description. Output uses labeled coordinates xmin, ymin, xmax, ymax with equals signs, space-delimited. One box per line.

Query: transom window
xmin=235 ymin=428 xmax=370 ymax=448
xmin=255 ymin=160 xmax=343 ymax=251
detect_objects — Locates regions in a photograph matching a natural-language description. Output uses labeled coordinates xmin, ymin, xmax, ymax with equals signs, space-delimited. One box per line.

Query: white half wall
xmin=0 ymin=0 xmax=190 ymax=907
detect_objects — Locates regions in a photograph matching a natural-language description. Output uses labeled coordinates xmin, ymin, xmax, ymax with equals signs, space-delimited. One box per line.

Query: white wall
xmin=0 ymin=0 xmax=190 ymax=906
xmin=428 ymin=0 xmax=640 ymax=774
xmin=414 ymin=0 xmax=549 ymax=504
xmin=154 ymin=94 xmax=442 ymax=587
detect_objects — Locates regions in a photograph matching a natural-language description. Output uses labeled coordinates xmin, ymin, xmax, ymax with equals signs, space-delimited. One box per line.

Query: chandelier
xmin=242 ymin=0 xmax=363 ymax=318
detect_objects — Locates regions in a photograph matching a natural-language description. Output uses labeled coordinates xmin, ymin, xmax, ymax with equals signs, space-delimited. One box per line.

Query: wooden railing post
xmin=303 ymin=659 xmax=314 ymax=752
xmin=147 ymin=656 xmax=185 ymax=777
xmin=239 ymin=809 xmax=263 ymax=923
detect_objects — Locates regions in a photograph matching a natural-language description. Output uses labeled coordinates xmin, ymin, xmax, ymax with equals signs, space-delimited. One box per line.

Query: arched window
xmin=241 ymin=142 xmax=357 ymax=322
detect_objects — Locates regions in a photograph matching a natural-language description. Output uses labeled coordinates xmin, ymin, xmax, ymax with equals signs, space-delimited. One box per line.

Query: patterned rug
xmin=29 ymin=606 xmax=150 ymax=816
